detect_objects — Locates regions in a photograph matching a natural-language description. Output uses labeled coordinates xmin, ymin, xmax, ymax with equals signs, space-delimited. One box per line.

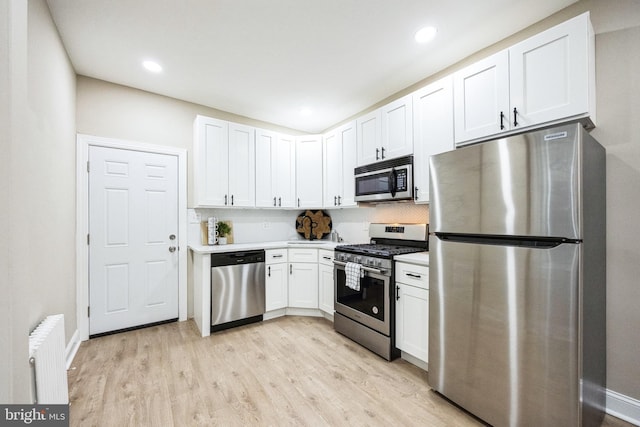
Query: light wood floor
xmin=68 ymin=316 xmax=633 ymax=427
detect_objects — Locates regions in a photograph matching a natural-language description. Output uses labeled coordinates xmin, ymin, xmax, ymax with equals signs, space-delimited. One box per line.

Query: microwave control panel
xmin=396 ymin=168 xmax=408 ymax=191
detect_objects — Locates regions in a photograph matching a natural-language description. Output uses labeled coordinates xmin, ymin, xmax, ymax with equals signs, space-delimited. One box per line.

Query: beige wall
xmin=2 ymin=0 xmax=77 ymax=403
xmin=1 ymin=0 xmax=30 ymax=404
xmin=76 ymin=77 xmax=305 ymax=208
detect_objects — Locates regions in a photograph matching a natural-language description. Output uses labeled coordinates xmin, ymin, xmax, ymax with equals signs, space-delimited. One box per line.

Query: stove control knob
xmin=375 ymin=260 xmax=382 ymax=267
xmin=354 ymin=257 xmax=362 ymax=264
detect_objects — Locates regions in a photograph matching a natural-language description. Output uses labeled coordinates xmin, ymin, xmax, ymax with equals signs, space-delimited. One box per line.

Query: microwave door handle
xmin=389 ymin=168 xmax=397 ymax=197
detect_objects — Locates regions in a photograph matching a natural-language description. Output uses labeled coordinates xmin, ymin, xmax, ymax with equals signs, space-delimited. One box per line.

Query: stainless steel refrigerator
xmin=428 ymin=123 xmax=606 ymax=427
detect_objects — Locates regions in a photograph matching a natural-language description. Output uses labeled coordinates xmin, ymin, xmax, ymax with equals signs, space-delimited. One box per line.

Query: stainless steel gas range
xmin=333 ymin=223 xmax=428 ymax=360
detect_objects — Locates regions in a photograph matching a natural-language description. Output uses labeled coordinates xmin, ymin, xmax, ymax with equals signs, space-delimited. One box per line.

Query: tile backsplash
xmin=189 ymin=203 xmax=429 ymax=246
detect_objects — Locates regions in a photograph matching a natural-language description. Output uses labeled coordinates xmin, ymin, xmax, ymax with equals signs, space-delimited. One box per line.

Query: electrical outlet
xmin=188 ymin=209 xmax=201 ymax=224
xmin=262 ymin=222 xmax=271 ymax=229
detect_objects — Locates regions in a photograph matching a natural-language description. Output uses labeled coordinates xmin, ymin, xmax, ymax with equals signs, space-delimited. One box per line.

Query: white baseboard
xmin=607 ymin=388 xmax=640 ymax=426
xmin=65 ymin=329 xmax=81 ymax=370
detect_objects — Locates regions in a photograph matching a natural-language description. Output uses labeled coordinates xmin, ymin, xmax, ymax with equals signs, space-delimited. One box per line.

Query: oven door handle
xmin=333 ymin=260 xmax=384 ymax=275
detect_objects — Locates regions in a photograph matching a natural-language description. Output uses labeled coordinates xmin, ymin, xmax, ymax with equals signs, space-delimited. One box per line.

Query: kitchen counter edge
xmin=188 ymin=240 xmax=342 ymax=254
xmin=394 ymin=252 xmax=429 ymax=267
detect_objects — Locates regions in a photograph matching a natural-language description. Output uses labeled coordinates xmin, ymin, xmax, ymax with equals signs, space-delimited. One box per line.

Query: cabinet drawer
xmin=395 ymin=262 xmax=429 ymax=290
xmin=318 ymin=249 xmax=334 ymax=266
xmin=266 ymin=248 xmax=288 ymax=264
xmin=288 ymin=248 xmax=318 ymax=263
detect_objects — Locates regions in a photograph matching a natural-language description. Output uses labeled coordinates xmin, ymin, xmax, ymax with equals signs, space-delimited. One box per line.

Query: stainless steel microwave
xmin=354 ymin=155 xmax=413 ymax=202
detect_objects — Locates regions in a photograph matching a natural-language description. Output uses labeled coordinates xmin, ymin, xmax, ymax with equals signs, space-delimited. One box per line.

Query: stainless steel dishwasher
xmin=211 ymin=250 xmax=265 ymax=332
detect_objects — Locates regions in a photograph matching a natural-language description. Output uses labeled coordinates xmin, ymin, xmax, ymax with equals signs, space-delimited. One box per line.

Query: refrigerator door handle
xmin=435 ymin=232 xmax=579 ymax=248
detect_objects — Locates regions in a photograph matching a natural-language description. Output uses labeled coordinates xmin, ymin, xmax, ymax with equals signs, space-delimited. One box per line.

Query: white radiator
xmin=28 ymin=314 xmax=69 ymax=404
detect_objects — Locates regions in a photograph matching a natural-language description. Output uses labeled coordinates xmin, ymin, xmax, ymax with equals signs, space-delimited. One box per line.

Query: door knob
xmin=169 ymin=246 xmax=176 ymax=253
xmin=169 ymin=234 xmax=176 ymax=240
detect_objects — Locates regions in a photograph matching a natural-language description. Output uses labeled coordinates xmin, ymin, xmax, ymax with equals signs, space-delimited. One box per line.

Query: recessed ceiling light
xmin=414 ymin=26 xmax=437 ymax=44
xmin=142 ymin=60 xmax=163 ymax=73
xmin=300 ymin=107 xmax=313 ymax=116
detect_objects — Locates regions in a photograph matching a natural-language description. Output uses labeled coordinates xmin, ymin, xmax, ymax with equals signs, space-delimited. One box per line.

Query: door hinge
xmin=87 ymin=234 xmax=90 ymax=245
xmin=87 ymin=161 xmax=90 ymax=172
xmin=87 ymin=306 xmax=90 ymax=317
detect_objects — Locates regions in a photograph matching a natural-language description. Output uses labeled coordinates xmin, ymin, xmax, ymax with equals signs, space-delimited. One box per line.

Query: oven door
xmin=334 ymin=262 xmax=391 ymax=335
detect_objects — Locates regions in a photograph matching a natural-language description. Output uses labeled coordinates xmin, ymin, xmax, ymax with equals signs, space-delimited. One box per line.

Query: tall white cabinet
xmin=454 ymin=12 xmax=595 ymax=145
xmin=193 ymin=116 xmax=255 ymax=207
xmin=255 ymin=129 xmax=296 ymax=208
xmin=295 ymin=135 xmax=323 ymax=208
xmin=412 ymin=76 xmax=455 ymax=203
xmin=323 ymin=121 xmax=357 ymax=208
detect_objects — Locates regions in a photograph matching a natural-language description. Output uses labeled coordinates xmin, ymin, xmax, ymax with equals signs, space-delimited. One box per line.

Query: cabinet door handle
xmin=289 ymin=264 xmax=292 ymax=274
xmin=414 ymin=187 xmax=418 ymax=200
xmin=272 ymin=254 xmax=283 ymax=259
xmin=337 ymin=195 xmax=341 ymax=205
xmin=224 ymin=194 xmax=228 ymax=205
xmin=279 ymin=197 xmax=282 ymax=207
xmin=376 ymin=148 xmax=380 ymax=160
xmin=334 ymin=196 xmax=337 ymax=206
xmin=513 ymin=107 xmax=519 ymax=127
xmin=268 ymin=266 xmax=271 ymax=277
xmin=298 ymin=198 xmax=300 ymax=207
xmin=396 ymin=285 xmax=400 ymax=301
xmin=231 ymin=194 xmax=234 ymax=206
xmin=322 ymin=256 xmax=331 ymax=260
xmin=273 ymin=196 xmax=276 ymax=207
xmin=500 ymin=111 xmax=505 ymax=130
xmin=381 ymin=147 xmax=385 ymax=160
xmin=406 ymin=273 xmax=422 ymax=279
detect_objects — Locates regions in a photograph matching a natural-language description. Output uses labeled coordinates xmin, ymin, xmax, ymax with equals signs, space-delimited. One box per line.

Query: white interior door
xmin=89 ymin=146 xmax=179 ymax=336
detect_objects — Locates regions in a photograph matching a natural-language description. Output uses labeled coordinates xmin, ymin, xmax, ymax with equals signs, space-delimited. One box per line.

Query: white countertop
xmin=188 ymin=240 xmax=342 ymax=254
xmin=394 ymin=251 xmax=429 ymax=266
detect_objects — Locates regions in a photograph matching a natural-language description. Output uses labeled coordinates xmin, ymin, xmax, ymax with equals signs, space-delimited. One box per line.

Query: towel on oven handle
xmin=345 ymin=262 xmax=363 ymax=291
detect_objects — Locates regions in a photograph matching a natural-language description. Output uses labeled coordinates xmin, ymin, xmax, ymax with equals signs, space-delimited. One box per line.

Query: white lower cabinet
xmin=265 ymin=249 xmax=288 ymax=311
xmin=395 ymin=262 xmax=429 ymax=366
xmin=288 ymin=249 xmax=319 ymax=309
xmin=318 ymin=249 xmax=335 ymax=315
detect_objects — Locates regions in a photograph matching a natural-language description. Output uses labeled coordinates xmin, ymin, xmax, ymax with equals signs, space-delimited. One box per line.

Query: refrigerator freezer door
xmin=429 ymin=124 xmax=582 ymax=239
xmin=428 ymin=236 xmax=581 ymax=426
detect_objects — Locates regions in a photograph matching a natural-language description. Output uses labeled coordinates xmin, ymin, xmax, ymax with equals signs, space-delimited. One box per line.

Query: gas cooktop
xmin=335 ymin=243 xmax=425 ymax=258
xmin=335 ymin=223 xmax=429 ymax=259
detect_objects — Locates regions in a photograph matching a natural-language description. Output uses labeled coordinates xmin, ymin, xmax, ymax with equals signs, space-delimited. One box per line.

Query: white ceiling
xmin=47 ymin=0 xmax=577 ymax=134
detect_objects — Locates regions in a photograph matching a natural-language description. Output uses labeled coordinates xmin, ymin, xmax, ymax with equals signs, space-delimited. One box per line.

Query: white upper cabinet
xmin=275 ymin=134 xmax=296 ymax=208
xmin=412 ymin=76 xmax=455 ymax=204
xmin=357 ymin=95 xmax=413 ymax=166
xmin=509 ymin=12 xmax=594 ymax=129
xmin=193 ymin=115 xmax=254 ymax=207
xmin=323 ymin=120 xmax=357 ymax=208
xmin=228 ymin=123 xmax=256 ymax=207
xmin=381 ymin=94 xmax=413 ymax=160
xmin=454 ymin=51 xmax=510 ymax=143
xmin=255 ymin=129 xmax=296 ymax=208
xmin=454 ymin=12 xmax=595 ymax=145
xmin=295 ymin=135 xmax=323 ymax=209
xmin=356 ymin=109 xmax=381 ymax=166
